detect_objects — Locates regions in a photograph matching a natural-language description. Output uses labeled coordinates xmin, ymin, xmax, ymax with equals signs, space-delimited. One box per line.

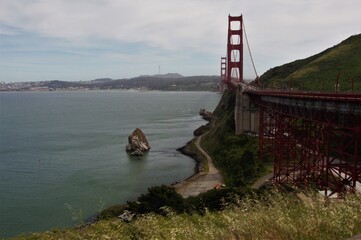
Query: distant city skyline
xmin=1 ymin=0 xmax=360 ymax=83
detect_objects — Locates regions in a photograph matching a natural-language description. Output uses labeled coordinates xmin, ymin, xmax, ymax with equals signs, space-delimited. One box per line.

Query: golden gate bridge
xmin=221 ymin=15 xmax=361 ymax=197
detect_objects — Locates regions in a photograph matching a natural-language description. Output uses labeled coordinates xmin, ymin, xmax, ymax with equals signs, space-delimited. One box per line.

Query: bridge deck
xmin=234 ymin=85 xmax=361 ymax=197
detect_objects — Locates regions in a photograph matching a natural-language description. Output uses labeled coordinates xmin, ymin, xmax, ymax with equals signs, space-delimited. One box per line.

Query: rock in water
xmin=126 ymin=128 xmax=150 ymax=157
xmin=131 ymin=149 xmax=143 ymax=157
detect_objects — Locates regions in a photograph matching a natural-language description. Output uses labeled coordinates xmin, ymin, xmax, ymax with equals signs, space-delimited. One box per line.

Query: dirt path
xmin=174 ymin=132 xmax=224 ymax=198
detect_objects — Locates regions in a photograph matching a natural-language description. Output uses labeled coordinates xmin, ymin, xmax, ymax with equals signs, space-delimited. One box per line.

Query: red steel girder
xmin=257 ymin=97 xmax=361 ymax=197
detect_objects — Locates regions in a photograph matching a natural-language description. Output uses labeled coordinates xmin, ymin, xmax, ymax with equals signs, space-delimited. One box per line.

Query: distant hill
xmin=98 ymin=75 xmax=219 ymax=91
xmin=0 ymin=74 xmax=219 ymax=91
xmin=90 ymin=78 xmax=113 ymax=83
xmin=259 ymin=34 xmax=361 ymax=91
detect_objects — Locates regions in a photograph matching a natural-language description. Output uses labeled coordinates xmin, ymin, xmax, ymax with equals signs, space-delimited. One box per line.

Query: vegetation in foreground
xmin=15 ymin=190 xmax=361 ymax=240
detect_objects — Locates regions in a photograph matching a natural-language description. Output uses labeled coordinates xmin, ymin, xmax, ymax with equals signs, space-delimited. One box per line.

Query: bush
xmin=127 ymin=185 xmax=185 ymax=215
xmin=124 ymin=185 xmax=252 ymax=217
xmin=224 ymin=135 xmax=249 ymax=146
xmin=185 ymin=188 xmax=248 ymax=213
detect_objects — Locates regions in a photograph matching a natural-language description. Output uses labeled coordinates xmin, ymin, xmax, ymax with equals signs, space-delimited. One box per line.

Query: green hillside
xmin=259 ymin=34 xmax=361 ymax=91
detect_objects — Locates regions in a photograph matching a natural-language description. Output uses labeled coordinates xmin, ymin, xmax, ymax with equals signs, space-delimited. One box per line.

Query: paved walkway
xmin=174 ymin=132 xmax=224 ymax=198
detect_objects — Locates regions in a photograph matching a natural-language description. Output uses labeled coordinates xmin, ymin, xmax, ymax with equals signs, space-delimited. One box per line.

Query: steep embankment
xmin=260 ymin=34 xmax=361 ymax=91
xmin=201 ymin=90 xmax=272 ymax=187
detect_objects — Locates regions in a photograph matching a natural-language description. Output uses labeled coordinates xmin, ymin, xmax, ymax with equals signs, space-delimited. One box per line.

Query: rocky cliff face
xmin=126 ymin=128 xmax=150 ymax=157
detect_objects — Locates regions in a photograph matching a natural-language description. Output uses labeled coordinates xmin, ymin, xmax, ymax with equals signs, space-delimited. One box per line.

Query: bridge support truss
xmin=252 ymin=92 xmax=361 ymax=197
xmin=259 ymin=108 xmax=360 ymax=196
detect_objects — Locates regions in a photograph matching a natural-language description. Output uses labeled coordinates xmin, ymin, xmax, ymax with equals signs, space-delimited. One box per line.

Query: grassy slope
xmin=259 ymin=34 xmax=361 ymax=91
xmin=16 ymin=191 xmax=361 ymax=240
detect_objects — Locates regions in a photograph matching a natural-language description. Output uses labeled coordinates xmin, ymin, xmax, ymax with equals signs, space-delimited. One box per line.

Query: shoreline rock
xmin=175 ymin=122 xmax=210 ymax=178
xmin=173 ymin=106 xmax=219 ymax=184
xmin=176 ymin=110 xmax=214 ymax=177
xmin=126 ymin=128 xmax=150 ymax=157
xmin=199 ymin=108 xmax=213 ymax=121
xmin=176 ymin=140 xmax=203 ymax=175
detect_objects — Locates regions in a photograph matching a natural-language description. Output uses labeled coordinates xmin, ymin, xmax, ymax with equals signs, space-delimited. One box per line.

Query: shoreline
xmin=87 ymin=118 xmax=213 ymax=225
xmin=172 ymin=121 xmax=212 ymax=185
xmin=171 ymin=140 xmax=205 ymax=186
xmin=172 ymin=120 xmax=224 ymax=198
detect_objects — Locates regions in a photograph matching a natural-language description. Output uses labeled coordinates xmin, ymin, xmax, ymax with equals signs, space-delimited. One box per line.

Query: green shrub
xmin=127 ymin=185 xmax=185 ymax=215
xmin=185 ymin=188 xmax=248 ymax=213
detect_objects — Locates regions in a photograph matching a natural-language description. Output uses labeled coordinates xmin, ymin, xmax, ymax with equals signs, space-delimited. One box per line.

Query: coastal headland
xmin=173 ymin=114 xmax=224 ymax=198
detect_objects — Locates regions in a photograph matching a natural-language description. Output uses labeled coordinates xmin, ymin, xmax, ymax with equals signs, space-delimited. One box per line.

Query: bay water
xmin=0 ymin=90 xmax=220 ymax=238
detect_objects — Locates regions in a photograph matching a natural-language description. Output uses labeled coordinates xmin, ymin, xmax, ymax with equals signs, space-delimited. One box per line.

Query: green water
xmin=0 ymin=90 xmax=220 ymax=238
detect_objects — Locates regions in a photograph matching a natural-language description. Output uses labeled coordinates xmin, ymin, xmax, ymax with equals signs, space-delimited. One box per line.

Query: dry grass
xmin=14 ymin=190 xmax=361 ymax=240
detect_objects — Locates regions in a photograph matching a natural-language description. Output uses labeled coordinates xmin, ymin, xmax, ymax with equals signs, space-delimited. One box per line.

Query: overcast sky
xmin=0 ymin=0 xmax=360 ymax=82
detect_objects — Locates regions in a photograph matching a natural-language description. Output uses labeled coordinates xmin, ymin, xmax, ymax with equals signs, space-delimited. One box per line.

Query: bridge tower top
xmin=227 ymin=15 xmax=243 ymax=85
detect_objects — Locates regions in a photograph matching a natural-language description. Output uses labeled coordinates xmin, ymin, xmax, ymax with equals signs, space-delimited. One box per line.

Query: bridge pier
xmin=235 ymin=86 xmax=260 ymax=135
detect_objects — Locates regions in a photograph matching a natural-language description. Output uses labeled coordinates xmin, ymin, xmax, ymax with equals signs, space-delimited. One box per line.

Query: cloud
xmin=2 ymin=0 xmax=359 ymax=53
xmin=0 ymin=0 xmax=360 ymax=81
xmin=0 ymin=0 xmax=226 ymax=52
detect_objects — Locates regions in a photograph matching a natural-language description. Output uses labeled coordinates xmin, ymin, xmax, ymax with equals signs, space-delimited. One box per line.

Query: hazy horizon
xmin=1 ymin=0 xmax=360 ymax=83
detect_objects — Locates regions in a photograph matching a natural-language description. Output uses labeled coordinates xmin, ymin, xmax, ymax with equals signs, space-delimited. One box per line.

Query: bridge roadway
xmin=229 ymin=81 xmax=361 ymax=197
xmin=245 ymin=89 xmax=361 ymax=126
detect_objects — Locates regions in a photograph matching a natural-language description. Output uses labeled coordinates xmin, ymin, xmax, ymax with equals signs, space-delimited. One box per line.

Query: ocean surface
xmin=0 ymin=90 xmax=221 ymax=238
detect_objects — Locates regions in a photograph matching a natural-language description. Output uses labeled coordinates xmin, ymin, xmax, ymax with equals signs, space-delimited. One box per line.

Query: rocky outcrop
xmin=199 ymin=108 xmax=213 ymax=121
xmin=126 ymin=128 xmax=150 ymax=157
xmin=118 ymin=210 xmax=135 ymax=222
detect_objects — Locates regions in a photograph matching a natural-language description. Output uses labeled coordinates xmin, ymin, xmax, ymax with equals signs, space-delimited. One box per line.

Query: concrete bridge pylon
xmin=235 ymin=85 xmax=260 ymax=135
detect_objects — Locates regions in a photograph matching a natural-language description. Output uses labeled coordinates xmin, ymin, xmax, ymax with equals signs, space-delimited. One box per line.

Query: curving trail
xmin=174 ymin=131 xmax=224 ymax=198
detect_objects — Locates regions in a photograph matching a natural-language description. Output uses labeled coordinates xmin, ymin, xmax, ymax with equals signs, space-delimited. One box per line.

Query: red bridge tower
xmin=226 ymin=15 xmax=243 ymax=85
